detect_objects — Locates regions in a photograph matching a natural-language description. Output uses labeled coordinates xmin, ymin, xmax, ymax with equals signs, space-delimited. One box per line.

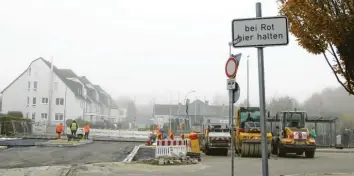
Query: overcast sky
xmin=0 ymin=0 xmax=340 ymax=105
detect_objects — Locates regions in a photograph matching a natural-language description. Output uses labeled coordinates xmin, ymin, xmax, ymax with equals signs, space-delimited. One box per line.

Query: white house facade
xmin=0 ymin=57 xmax=118 ymax=125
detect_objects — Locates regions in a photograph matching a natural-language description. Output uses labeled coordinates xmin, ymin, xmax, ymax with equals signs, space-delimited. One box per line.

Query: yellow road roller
xmin=234 ymin=107 xmax=272 ymax=157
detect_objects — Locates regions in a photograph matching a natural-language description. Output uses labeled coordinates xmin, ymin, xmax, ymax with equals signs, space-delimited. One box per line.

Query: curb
xmin=123 ymin=144 xmax=143 ymax=163
xmin=22 ymin=136 xmax=146 ymax=142
xmin=316 ymin=150 xmax=354 ymax=153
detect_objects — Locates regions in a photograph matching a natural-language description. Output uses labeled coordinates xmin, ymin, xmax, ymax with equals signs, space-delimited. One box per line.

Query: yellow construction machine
xmin=270 ymin=111 xmax=316 ymax=158
xmin=234 ymin=107 xmax=272 ymax=157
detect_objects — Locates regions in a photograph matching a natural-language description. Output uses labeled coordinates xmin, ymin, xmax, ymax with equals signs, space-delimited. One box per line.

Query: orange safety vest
xmin=169 ymin=133 xmax=174 ymax=139
xmin=84 ymin=125 xmax=90 ymax=133
xmin=157 ymin=132 xmax=162 ymax=140
xmin=56 ymin=124 xmax=63 ymax=133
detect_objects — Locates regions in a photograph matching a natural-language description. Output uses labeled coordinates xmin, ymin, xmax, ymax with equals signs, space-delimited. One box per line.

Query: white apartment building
xmin=0 ymin=57 xmax=119 ymax=125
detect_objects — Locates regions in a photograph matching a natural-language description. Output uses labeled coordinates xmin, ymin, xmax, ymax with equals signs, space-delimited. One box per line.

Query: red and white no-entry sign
xmin=225 ymin=57 xmax=239 ymax=78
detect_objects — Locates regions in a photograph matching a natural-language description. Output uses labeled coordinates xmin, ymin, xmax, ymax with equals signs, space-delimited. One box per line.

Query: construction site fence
xmin=155 ymin=139 xmax=191 ymax=158
xmin=0 ymin=120 xmax=33 ymax=136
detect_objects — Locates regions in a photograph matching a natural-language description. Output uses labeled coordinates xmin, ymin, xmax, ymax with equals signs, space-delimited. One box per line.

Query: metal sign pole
xmin=256 ymin=2 xmax=269 ymax=176
xmin=229 ymin=89 xmax=235 ymax=176
xmin=228 ymin=41 xmax=235 ymax=176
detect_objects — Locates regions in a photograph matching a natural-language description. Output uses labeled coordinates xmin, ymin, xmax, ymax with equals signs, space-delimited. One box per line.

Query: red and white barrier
xmin=155 ymin=139 xmax=191 ymax=158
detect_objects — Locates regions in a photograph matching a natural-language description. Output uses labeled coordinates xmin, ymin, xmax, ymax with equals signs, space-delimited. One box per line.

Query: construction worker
xmin=310 ymin=127 xmax=316 ymax=139
xmin=70 ymin=120 xmax=79 ymax=137
xmin=83 ymin=123 xmax=90 ymax=140
xmin=55 ymin=123 xmax=64 ymax=139
xmin=169 ymin=131 xmax=175 ymax=140
xmin=157 ymin=131 xmax=162 ymax=140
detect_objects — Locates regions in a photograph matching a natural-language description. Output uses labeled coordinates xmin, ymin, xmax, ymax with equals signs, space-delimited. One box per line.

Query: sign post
xmin=231 ymin=2 xmax=289 ymax=176
xmin=225 ymin=43 xmax=241 ymax=176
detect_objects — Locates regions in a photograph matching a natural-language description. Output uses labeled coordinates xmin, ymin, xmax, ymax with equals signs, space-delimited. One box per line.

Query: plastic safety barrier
xmin=155 ymin=139 xmax=191 ymax=158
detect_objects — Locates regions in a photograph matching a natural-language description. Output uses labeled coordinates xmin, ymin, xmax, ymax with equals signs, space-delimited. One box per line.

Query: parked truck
xmin=200 ymin=117 xmax=231 ymax=156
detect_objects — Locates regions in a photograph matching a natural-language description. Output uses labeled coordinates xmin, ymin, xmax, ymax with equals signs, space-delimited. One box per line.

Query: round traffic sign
xmin=225 ymin=57 xmax=239 ymax=78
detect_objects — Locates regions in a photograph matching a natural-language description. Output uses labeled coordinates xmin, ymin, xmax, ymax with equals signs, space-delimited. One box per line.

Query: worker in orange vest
xmin=169 ymin=132 xmax=175 ymax=140
xmin=180 ymin=133 xmax=185 ymax=139
xmin=157 ymin=132 xmax=162 ymax=140
xmin=83 ymin=123 xmax=90 ymax=140
xmin=55 ymin=123 xmax=64 ymax=139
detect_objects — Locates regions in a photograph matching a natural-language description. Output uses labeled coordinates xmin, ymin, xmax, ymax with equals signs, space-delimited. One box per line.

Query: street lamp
xmin=184 ymin=90 xmax=196 ymax=132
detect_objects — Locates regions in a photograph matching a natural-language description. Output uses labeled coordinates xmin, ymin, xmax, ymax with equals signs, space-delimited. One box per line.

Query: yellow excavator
xmin=270 ymin=111 xmax=316 ymax=158
xmin=234 ymin=107 xmax=272 ymax=157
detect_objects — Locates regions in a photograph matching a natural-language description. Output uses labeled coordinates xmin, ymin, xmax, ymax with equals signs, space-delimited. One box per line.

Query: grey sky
xmin=0 ymin=0 xmax=339 ymax=105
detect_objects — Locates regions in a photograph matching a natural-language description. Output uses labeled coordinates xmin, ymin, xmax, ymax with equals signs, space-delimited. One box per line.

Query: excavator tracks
xmin=240 ymin=142 xmax=271 ymax=157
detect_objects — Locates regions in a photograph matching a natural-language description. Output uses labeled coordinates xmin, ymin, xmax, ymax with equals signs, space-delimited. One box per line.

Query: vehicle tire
xmin=223 ymin=149 xmax=229 ymax=156
xmin=305 ymin=151 xmax=315 ymax=158
xmin=271 ymin=141 xmax=278 ymax=155
xmin=277 ymin=143 xmax=285 ymax=157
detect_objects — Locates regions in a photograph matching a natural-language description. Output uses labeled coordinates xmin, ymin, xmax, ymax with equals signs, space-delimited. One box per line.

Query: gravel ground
xmin=133 ymin=147 xmax=155 ymax=161
xmin=0 ymin=141 xmax=144 ymax=169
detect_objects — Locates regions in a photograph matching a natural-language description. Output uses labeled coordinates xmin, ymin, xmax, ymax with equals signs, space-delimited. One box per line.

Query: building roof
xmin=55 ymin=69 xmax=85 ymax=99
xmin=1 ymin=57 xmax=117 ymax=109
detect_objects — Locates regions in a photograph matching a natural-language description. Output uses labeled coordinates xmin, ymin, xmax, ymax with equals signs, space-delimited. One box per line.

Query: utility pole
xmin=47 ymin=57 xmax=54 ymax=127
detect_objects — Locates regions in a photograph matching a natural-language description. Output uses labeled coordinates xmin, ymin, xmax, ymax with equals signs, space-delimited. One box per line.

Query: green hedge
xmin=66 ymin=119 xmax=91 ymax=127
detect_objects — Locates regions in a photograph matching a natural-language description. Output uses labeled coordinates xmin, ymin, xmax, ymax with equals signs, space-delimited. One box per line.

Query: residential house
xmin=0 ymin=57 xmax=118 ymax=125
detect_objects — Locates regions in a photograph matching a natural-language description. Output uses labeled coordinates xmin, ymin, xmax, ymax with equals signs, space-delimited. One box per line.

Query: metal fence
xmin=266 ymin=120 xmax=337 ymax=148
xmin=0 ymin=120 xmax=33 ymax=136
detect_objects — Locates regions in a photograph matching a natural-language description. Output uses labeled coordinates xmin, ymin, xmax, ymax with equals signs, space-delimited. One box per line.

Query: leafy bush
xmin=66 ymin=119 xmax=91 ymax=128
xmin=7 ymin=111 xmax=23 ymax=118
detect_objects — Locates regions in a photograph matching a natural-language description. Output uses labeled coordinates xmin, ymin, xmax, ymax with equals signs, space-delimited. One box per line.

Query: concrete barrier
xmin=65 ymin=128 xmax=149 ymax=139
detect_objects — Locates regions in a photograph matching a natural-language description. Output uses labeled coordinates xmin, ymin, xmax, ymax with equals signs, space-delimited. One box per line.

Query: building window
xmin=56 ymin=98 xmax=64 ymax=105
xmin=28 ymin=81 xmax=31 ymax=91
xmin=119 ymin=110 xmax=124 ymax=116
xmin=27 ymin=97 xmax=30 ymax=106
xmin=32 ymin=97 xmax=36 ymax=107
xmin=42 ymin=97 xmax=49 ymax=104
xmin=32 ymin=112 xmax=36 ymax=120
xmin=26 ymin=112 xmax=29 ymax=118
xmin=41 ymin=113 xmax=48 ymax=119
xmin=28 ymin=67 xmax=31 ymax=76
xmin=55 ymin=113 xmax=64 ymax=121
xmin=33 ymin=81 xmax=38 ymax=91
xmin=54 ymin=82 xmax=58 ymax=91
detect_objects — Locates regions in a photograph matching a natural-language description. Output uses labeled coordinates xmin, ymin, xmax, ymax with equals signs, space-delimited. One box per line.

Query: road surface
xmin=0 ymin=141 xmax=143 ymax=168
xmin=0 ymin=152 xmax=353 ymax=176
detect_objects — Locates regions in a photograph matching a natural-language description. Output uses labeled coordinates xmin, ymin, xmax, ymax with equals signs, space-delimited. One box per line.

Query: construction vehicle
xmin=270 ymin=111 xmax=316 ymax=158
xmin=234 ymin=107 xmax=272 ymax=157
xmin=200 ymin=118 xmax=231 ymax=156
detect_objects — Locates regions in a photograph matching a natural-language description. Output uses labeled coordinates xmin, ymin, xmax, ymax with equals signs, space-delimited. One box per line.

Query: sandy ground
xmin=0 ymin=141 xmax=144 ymax=169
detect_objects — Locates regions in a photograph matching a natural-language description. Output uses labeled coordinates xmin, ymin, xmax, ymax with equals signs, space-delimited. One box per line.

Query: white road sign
xmin=227 ymin=79 xmax=237 ymax=90
xmin=232 ymin=16 xmax=289 ymax=48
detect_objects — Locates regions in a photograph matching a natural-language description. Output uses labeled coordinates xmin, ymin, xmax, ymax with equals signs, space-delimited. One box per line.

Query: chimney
xmin=205 ymin=101 xmax=209 ymax=106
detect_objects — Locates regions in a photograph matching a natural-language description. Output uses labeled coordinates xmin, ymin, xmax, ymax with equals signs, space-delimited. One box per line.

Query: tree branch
xmin=322 ymin=52 xmax=353 ymax=94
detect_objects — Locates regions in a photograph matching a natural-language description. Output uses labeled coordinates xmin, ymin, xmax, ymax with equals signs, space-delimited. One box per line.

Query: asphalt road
xmin=0 ymin=141 xmax=143 ymax=169
xmin=199 ymin=152 xmax=354 ymax=176
xmin=0 ymin=150 xmax=353 ymax=176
